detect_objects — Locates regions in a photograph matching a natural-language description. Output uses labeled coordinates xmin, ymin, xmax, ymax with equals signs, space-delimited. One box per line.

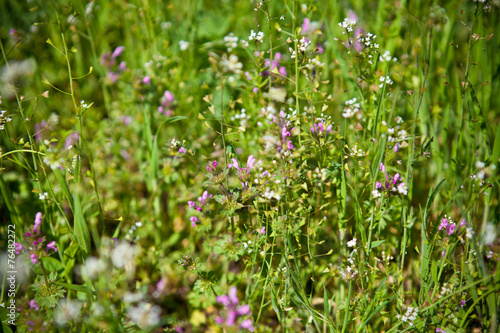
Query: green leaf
xmin=64 ymin=241 xmax=80 ymax=259
xmin=74 ymin=192 xmax=90 ymax=253
xmin=53 ymin=168 xmax=74 ymax=211
xmin=55 ymin=282 xmax=96 ymax=295
xmin=370 ymin=240 xmax=385 ymax=249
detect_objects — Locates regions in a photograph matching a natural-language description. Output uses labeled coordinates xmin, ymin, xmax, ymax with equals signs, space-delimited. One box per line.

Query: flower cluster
xmin=372 ymin=163 xmax=407 ymax=198
xmin=101 ymin=46 xmax=127 ymax=83
xmin=342 ymin=98 xmax=361 ymax=119
xmin=339 ymin=17 xmax=356 ymax=33
xmin=396 ymin=306 xmax=419 ymax=326
xmin=439 ymin=215 xmax=473 ymax=238
xmin=0 ymin=110 xmax=12 ymax=130
xmin=158 ymin=90 xmax=174 ymax=115
xmin=264 ymin=52 xmax=287 ymax=77
xmin=228 ymin=155 xmax=256 ymax=184
xmin=215 ymin=286 xmax=255 ymax=332
xmin=15 ymin=212 xmax=57 ymax=264
xmin=310 ymin=122 xmax=333 ymax=136
xmin=249 ymin=30 xmax=264 ymax=43
xmin=188 ymin=190 xmax=212 ymax=227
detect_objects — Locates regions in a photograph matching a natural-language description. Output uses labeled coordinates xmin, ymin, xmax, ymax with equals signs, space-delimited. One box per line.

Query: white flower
xmin=111 ymin=241 xmax=138 ymax=269
xmin=347 ymin=238 xmax=357 ymax=248
xmin=55 ymin=299 xmax=82 ymax=326
xmin=249 ymin=30 xmax=264 ymax=42
xmin=372 ymin=190 xmax=381 ymax=198
xmin=179 ymin=40 xmax=189 ymax=51
xmin=128 ymin=302 xmax=161 ymax=328
xmin=397 ymin=183 xmax=408 ymax=195
xmin=483 ymin=223 xmax=497 ymax=245
xmin=83 ymin=256 xmax=106 ymax=280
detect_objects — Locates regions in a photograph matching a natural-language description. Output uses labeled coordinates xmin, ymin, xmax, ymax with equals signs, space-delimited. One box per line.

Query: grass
xmin=0 ymin=0 xmax=499 ymax=332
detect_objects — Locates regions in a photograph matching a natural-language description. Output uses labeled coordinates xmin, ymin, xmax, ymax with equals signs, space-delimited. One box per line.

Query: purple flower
xmin=446 ymin=223 xmax=456 ymax=236
xmin=143 ymin=76 xmax=151 ymax=85
xmin=178 ymin=147 xmax=187 ymax=154
xmin=47 ymin=241 xmax=57 ymax=252
xmin=246 ymin=155 xmax=256 ymax=171
xmin=30 ymin=253 xmax=38 ymax=265
xmin=439 ymin=218 xmax=449 ymax=231
xmin=436 ymin=329 xmax=446 ymax=333
xmin=216 ymin=287 xmax=254 ymax=331
xmin=240 ymin=319 xmax=255 ymax=332
xmin=30 ymin=300 xmax=40 ymax=311
xmin=189 ymin=216 xmax=199 ymax=227
xmin=260 ymin=227 xmax=266 ymax=234
xmin=112 ymin=46 xmax=125 ymax=59
xmin=393 ymin=173 xmax=401 ymax=184
xmin=459 ymin=218 xmax=467 ymax=228
xmin=118 ymin=61 xmax=127 ymax=72
xmin=15 ymin=242 xmax=24 ymax=254
xmin=375 ymin=182 xmax=382 ymax=189
xmin=207 ymin=161 xmax=218 ymax=172
xmin=64 ymin=132 xmax=79 ymax=149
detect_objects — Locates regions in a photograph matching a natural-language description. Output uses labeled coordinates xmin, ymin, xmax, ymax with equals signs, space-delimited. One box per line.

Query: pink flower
xmin=189 ymin=216 xmax=199 ymax=227
xmin=446 ymin=223 xmax=456 ymax=236
xmin=112 ymin=46 xmax=125 ymax=59
xmin=439 ymin=218 xmax=449 ymax=231
xmin=142 ymin=76 xmax=151 ymax=85
xmin=30 ymin=300 xmax=40 ymax=311
xmin=47 ymin=241 xmax=57 ymax=252
xmin=260 ymin=227 xmax=266 ymax=234
xmin=15 ymin=242 xmax=24 ymax=254
xmin=393 ymin=173 xmax=401 ymax=184
xmin=216 ymin=286 xmax=253 ymax=330
xmin=30 ymin=254 xmax=38 ymax=264
xmin=34 ymin=212 xmax=42 ymax=229
xmin=64 ymin=132 xmax=79 ymax=149
xmin=178 ymin=147 xmax=187 ymax=154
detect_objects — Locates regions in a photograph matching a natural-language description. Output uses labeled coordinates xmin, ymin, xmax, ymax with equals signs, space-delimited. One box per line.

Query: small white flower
xmin=179 ymin=40 xmax=189 ymax=51
xmin=372 ymin=190 xmax=381 ymax=198
xmin=347 ymin=238 xmax=357 ymax=248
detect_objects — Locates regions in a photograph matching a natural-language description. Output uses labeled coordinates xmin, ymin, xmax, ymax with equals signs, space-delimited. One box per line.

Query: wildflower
xmin=178 ymin=147 xmax=187 ymax=154
xmin=111 ymin=241 xmax=138 ymax=269
xmin=142 ymin=76 xmax=151 ymax=85
xmin=260 ymin=227 xmax=266 ymax=234
xmin=446 ymin=222 xmax=456 ymax=235
xmin=436 ymin=328 xmax=446 ymax=333
xmin=347 ymin=238 xmax=357 ymax=248
xmin=30 ymin=253 xmax=38 ymax=264
xmin=396 ymin=306 xmax=418 ymax=326
xmin=249 ymin=30 xmax=264 ymax=43
xmin=216 ymin=287 xmax=254 ymax=331
xmin=439 ymin=218 xmax=449 ymax=231
xmin=224 ymin=33 xmax=239 ymax=52
xmin=82 ymin=257 xmax=106 ymax=280
xmin=30 ymin=300 xmax=40 ymax=311
xmin=46 ymin=241 xmax=57 ymax=252
xmin=55 ymin=299 xmax=82 ymax=326
xmin=264 ymin=52 xmax=287 ymax=77
xmin=483 ymin=223 xmax=497 ymax=245
xmin=466 ymin=227 xmax=474 ymax=239
xmin=179 ymin=40 xmax=189 ymax=51
xmin=64 ymin=132 xmax=79 ymax=149
xmin=189 ymin=216 xmax=199 ymax=227
xmin=372 ymin=190 xmax=381 ymax=198
xmin=112 ymin=46 xmax=125 ymax=59
xmin=128 ymin=302 xmax=161 ymax=328
xmin=338 ymin=17 xmax=356 ymax=33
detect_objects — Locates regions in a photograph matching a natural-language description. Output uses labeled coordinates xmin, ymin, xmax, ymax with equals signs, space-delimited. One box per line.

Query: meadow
xmin=0 ymin=0 xmax=499 ymax=332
